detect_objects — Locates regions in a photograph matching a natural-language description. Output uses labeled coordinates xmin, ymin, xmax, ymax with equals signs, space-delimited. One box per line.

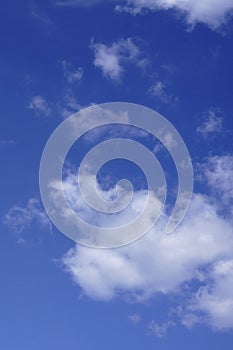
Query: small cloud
xmin=61 ymin=92 xmax=83 ymax=119
xmin=115 ymin=4 xmax=144 ymax=15
xmin=91 ymin=38 xmax=147 ymax=81
xmin=148 ymin=320 xmax=175 ymax=338
xmin=28 ymin=95 xmax=51 ymax=117
xmin=4 ymin=198 xmax=50 ymax=234
xmin=149 ymin=81 xmax=177 ymax=105
xmin=31 ymin=10 xmax=54 ymax=28
xmin=128 ymin=313 xmax=141 ymax=324
xmin=30 ymin=3 xmax=55 ymax=29
xmin=197 ymin=109 xmax=223 ymax=136
xmin=61 ymin=60 xmax=83 ymax=83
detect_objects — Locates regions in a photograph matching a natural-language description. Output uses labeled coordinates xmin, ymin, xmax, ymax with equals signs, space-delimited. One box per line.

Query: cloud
xmin=28 ymin=96 xmax=51 ymax=117
xmin=61 ymin=92 xmax=83 ymax=119
xmin=62 ymin=192 xmax=233 ymax=300
xmin=128 ymin=313 xmax=141 ymax=324
xmin=149 ymin=81 xmax=178 ymax=105
xmin=54 ymin=0 xmax=233 ymax=29
xmin=148 ymin=320 xmax=175 ymax=337
xmin=91 ymin=38 xmax=147 ymax=81
xmin=197 ymin=109 xmax=223 ymax=136
xmin=30 ymin=6 xmax=55 ymax=29
xmin=116 ymin=0 xmax=233 ymax=29
xmin=184 ymin=259 xmax=233 ymax=330
xmin=4 ymin=198 xmax=50 ymax=233
xmin=61 ymin=60 xmax=83 ymax=83
xmin=58 ymin=154 xmax=233 ymax=331
xmin=202 ymin=155 xmax=233 ymax=207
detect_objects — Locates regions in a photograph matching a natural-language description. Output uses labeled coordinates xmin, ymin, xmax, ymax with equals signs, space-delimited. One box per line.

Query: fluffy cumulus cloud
xmin=117 ymin=0 xmax=233 ymax=29
xmin=7 ymin=151 xmax=233 ymax=331
xmin=59 ymin=155 xmax=233 ymax=331
xmin=91 ymin=38 xmax=147 ymax=81
xmin=62 ymin=193 xmax=233 ymax=299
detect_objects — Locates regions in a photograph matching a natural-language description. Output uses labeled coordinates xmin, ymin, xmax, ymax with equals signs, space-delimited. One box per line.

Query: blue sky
xmin=1 ymin=0 xmax=233 ymax=349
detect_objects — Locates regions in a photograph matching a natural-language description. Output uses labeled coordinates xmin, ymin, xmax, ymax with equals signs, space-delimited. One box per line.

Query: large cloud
xmin=62 ymin=193 xmax=233 ymax=297
xmin=55 ymin=0 xmax=233 ymax=30
xmin=58 ymin=156 xmax=233 ymax=329
xmin=117 ymin=0 xmax=233 ymax=29
xmin=6 ymin=153 xmax=233 ymax=331
xmin=60 ymin=155 xmax=233 ymax=330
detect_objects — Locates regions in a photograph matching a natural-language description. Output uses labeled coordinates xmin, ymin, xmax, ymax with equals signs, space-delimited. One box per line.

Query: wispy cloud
xmin=61 ymin=60 xmax=83 ymax=83
xmin=30 ymin=3 xmax=56 ymax=29
xmin=60 ymin=91 xmax=84 ymax=119
xmin=197 ymin=109 xmax=223 ymax=136
xmin=28 ymin=95 xmax=51 ymax=117
xmin=4 ymin=198 xmax=50 ymax=234
xmin=148 ymin=320 xmax=175 ymax=338
xmin=149 ymin=81 xmax=178 ymax=105
xmin=128 ymin=313 xmax=141 ymax=324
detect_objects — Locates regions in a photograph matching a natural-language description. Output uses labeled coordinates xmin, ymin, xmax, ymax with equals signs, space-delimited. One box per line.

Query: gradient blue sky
xmin=1 ymin=1 xmax=233 ymax=349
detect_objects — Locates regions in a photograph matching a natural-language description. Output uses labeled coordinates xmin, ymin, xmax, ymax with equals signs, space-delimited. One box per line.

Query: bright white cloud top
xmin=55 ymin=0 xmax=233 ymax=30
xmin=118 ymin=0 xmax=233 ymax=29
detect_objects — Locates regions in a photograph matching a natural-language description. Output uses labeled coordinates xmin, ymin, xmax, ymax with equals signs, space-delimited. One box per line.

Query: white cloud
xmin=202 ymin=155 xmax=233 ymax=206
xmin=117 ymin=0 xmax=233 ymax=29
xmin=184 ymin=259 xmax=233 ymax=330
xmin=61 ymin=60 xmax=83 ymax=83
xmin=148 ymin=320 xmax=175 ymax=337
xmin=61 ymin=92 xmax=83 ymax=119
xmin=4 ymin=198 xmax=50 ymax=233
xmin=91 ymin=38 xmax=146 ymax=81
xmin=58 ymin=155 xmax=233 ymax=331
xmin=149 ymin=81 xmax=177 ymax=105
xmin=197 ymin=109 xmax=223 ymax=136
xmin=54 ymin=0 xmax=233 ymax=29
xmin=62 ymin=192 xmax=233 ymax=300
xmin=28 ymin=96 xmax=51 ymax=117
xmin=128 ymin=313 xmax=141 ymax=324
xmin=30 ymin=5 xmax=55 ymax=28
